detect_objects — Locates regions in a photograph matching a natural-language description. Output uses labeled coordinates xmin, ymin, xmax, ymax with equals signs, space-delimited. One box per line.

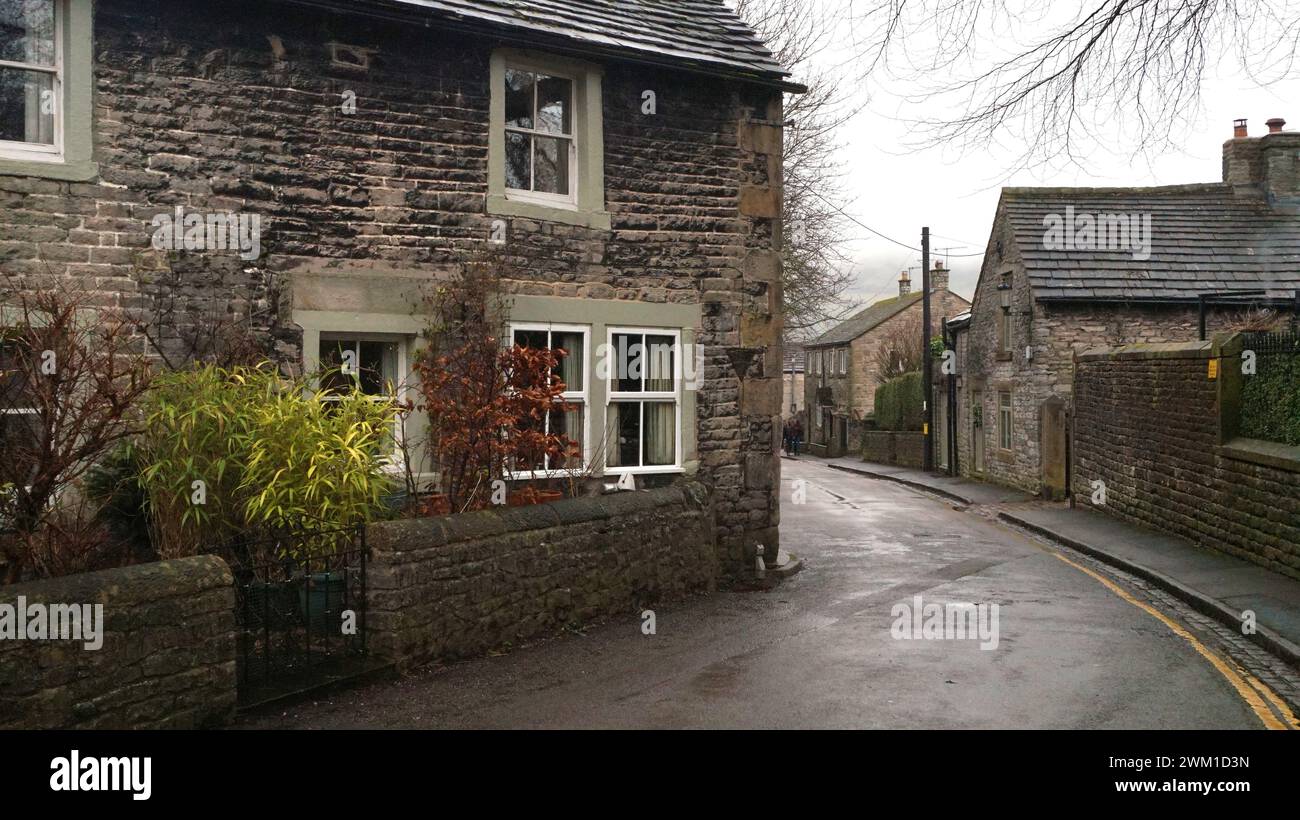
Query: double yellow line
xmin=1047 ymin=549 xmax=1298 ymax=730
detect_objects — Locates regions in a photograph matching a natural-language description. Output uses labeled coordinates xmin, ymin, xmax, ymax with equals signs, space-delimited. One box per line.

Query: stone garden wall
xmin=0 ymin=556 xmax=237 ymax=729
xmin=1073 ymin=339 xmax=1300 ymax=580
xmin=366 ymin=483 xmax=718 ymax=664
xmin=862 ymin=431 xmax=925 ymax=469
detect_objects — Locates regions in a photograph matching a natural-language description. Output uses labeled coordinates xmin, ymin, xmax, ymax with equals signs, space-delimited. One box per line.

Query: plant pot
xmin=507 ymin=488 xmax=564 ymax=507
xmin=243 ymin=580 xmax=299 ymax=628
xmin=419 ymin=493 xmax=451 ymax=516
xmin=298 ymin=571 xmax=346 ymax=630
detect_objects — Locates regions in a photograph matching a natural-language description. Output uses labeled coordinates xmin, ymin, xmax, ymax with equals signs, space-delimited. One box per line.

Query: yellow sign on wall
xmin=1208 ymin=359 xmax=1219 ymax=380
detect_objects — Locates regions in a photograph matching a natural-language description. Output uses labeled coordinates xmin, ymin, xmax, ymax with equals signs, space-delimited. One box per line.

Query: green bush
xmin=1240 ymin=355 xmax=1300 ymax=446
xmin=874 ymin=371 xmax=924 ymax=431
xmin=137 ymin=364 xmax=398 ymax=561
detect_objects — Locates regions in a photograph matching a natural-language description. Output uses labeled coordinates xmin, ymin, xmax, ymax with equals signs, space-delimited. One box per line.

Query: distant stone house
xmin=803 ymin=262 xmax=969 ymax=456
xmin=782 ymin=345 xmax=805 ymax=421
xmin=0 ymin=0 xmax=801 ymax=576
xmin=948 ymin=119 xmax=1300 ymax=498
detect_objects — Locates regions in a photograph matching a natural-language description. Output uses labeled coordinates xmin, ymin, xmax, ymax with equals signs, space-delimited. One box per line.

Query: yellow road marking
xmin=1042 ymin=548 xmax=1297 ymax=730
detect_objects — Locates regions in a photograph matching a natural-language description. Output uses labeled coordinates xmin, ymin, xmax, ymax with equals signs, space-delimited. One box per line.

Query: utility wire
xmin=806 ymin=188 xmax=986 ymax=258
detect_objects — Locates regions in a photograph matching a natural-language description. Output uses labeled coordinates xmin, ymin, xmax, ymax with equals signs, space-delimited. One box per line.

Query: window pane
xmin=612 ymin=333 xmax=642 ymax=393
xmin=513 ymin=329 xmax=548 ymax=350
xmin=318 ymin=339 xmax=353 ymax=396
xmin=643 ymin=402 xmax=675 ymax=466
xmin=552 ymin=330 xmax=584 ymax=392
xmin=550 ymin=404 xmax=584 ymax=469
xmin=532 ymin=135 xmax=570 ymax=195
xmin=0 ymin=67 xmax=54 ymax=145
xmin=535 ymin=75 xmax=571 ymax=135
xmin=505 ymin=131 xmax=530 ymax=191
xmin=357 ymin=340 xmax=396 ymax=395
xmin=645 ymin=335 xmax=674 ymax=392
xmin=504 ymin=69 xmax=534 ymax=129
xmin=0 ymin=0 xmax=55 ymax=66
xmin=607 ymin=402 xmax=640 ymax=468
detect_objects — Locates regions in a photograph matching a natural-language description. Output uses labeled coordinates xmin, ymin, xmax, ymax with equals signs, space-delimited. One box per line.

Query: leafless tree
xmin=0 ymin=283 xmax=154 ymax=583
xmin=736 ymin=0 xmax=864 ymax=337
xmin=850 ymin=0 xmax=1300 ymax=171
xmin=872 ymin=313 xmax=925 ymax=379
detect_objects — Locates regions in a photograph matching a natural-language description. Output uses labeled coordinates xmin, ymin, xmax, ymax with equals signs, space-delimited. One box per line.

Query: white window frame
xmin=507 ymin=322 xmax=591 ymax=479
xmin=604 ymin=326 xmax=683 ymax=476
xmin=0 ymin=0 xmax=63 ymax=163
xmin=502 ymin=61 xmax=579 ymax=210
xmin=838 ymin=348 xmax=848 ymax=375
xmin=317 ymin=332 xmax=411 ymax=470
xmin=998 ymin=390 xmax=1013 ymax=452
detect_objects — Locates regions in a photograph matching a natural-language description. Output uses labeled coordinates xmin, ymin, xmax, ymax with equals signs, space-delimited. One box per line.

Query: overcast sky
xmin=790 ymin=2 xmax=1300 ymax=307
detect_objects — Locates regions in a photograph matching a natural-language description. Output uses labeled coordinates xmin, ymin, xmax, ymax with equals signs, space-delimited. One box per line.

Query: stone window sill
xmin=487 ymin=197 xmax=611 ymax=231
xmin=0 ymin=158 xmax=99 ymax=182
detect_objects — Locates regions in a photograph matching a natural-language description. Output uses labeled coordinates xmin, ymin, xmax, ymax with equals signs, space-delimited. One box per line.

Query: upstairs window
xmin=0 ymin=0 xmax=58 ymax=158
xmin=488 ymin=49 xmax=608 ymax=229
xmin=504 ymin=68 xmax=574 ymax=202
xmin=0 ymin=0 xmax=94 ymax=179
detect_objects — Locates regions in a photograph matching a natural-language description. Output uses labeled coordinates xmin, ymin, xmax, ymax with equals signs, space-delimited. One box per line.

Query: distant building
xmin=804 ymin=262 xmax=969 ymax=457
xmin=948 ymin=118 xmax=1300 ymax=497
xmin=783 ymin=346 xmax=806 ymax=421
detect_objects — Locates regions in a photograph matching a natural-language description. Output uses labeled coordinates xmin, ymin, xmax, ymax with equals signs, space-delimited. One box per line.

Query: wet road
xmin=241 ymin=458 xmax=1281 ymax=729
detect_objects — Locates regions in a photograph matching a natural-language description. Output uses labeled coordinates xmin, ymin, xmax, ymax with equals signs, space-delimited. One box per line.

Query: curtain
xmin=644 ymin=402 xmax=675 ymax=466
xmin=645 ymin=335 xmax=674 ymax=392
xmin=553 ymin=330 xmax=583 ymax=392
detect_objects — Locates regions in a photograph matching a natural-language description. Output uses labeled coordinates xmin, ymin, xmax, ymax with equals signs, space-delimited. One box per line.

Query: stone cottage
xmin=803 ymin=261 xmax=968 ymax=456
xmin=0 ymin=0 xmax=800 ymax=576
xmin=949 ymin=119 xmax=1300 ymax=498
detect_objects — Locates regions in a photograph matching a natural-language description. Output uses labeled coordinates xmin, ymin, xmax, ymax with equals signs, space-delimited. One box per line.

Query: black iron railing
xmin=216 ymin=524 xmax=373 ymax=707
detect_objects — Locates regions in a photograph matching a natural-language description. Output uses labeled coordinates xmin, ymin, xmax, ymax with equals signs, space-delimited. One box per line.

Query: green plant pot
xmin=298 ymin=571 xmax=346 ymax=630
xmin=244 ymin=580 xmax=299 ymax=628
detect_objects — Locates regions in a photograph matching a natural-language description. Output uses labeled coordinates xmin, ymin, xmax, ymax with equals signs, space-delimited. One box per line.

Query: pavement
xmin=819 ymin=455 xmax=1035 ymax=505
xmin=238 ymin=458 xmax=1298 ymax=729
xmin=818 ymin=455 xmax=1300 ymax=668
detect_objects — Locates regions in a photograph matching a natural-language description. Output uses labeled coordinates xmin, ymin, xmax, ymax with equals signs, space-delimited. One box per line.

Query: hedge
xmin=1240 ymin=354 xmax=1300 ymax=446
xmin=874 ymin=371 xmax=924 ymax=431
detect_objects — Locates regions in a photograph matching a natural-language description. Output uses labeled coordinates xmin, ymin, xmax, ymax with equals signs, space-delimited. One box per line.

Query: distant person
xmin=791 ymin=418 xmax=803 ymax=456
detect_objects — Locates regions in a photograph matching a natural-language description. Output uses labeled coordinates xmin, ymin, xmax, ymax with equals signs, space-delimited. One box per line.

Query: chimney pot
xmin=1267 ymin=117 xmax=1286 ymax=134
xmin=898 ymin=270 xmax=911 ymax=297
xmin=1233 ymin=118 xmax=1248 ymax=138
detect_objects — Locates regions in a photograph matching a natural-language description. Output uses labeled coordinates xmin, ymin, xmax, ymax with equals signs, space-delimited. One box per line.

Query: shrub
xmin=1240 ymin=354 xmax=1300 ymax=446
xmin=874 ymin=371 xmax=924 ymax=431
xmin=138 ymin=363 xmax=397 ymax=562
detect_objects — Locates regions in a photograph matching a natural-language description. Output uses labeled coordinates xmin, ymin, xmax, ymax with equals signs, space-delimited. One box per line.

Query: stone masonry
xmin=1073 ymin=340 xmax=1300 ymax=580
xmin=0 ymin=0 xmax=785 ymax=578
xmin=0 ymin=556 xmax=236 ymax=729
xmin=366 ymin=481 xmax=717 ymax=664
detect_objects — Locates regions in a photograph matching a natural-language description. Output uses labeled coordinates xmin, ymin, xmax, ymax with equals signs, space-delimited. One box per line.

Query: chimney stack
xmin=1234 ymin=118 xmax=1248 ymax=138
xmin=1267 ymin=117 xmax=1287 ymax=134
xmin=898 ymin=270 xmax=911 ymax=297
xmin=929 ymin=259 xmax=949 ymax=294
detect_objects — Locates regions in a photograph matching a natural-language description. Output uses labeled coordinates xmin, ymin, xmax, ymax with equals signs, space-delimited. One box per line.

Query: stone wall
xmin=0 ymin=556 xmax=236 ymax=729
xmin=366 ymin=483 xmax=718 ymax=664
xmin=862 ymin=431 xmax=924 ymax=468
xmin=1073 ymin=339 xmax=1300 ymax=580
xmin=0 ymin=0 xmax=783 ymax=578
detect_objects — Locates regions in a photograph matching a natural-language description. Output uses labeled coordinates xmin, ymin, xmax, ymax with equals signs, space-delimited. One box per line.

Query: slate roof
xmin=806 ymin=291 xmax=924 ymax=348
xmin=339 ymin=0 xmax=796 ymax=87
xmin=1002 ymin=184 xmax=1300 ymax=302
